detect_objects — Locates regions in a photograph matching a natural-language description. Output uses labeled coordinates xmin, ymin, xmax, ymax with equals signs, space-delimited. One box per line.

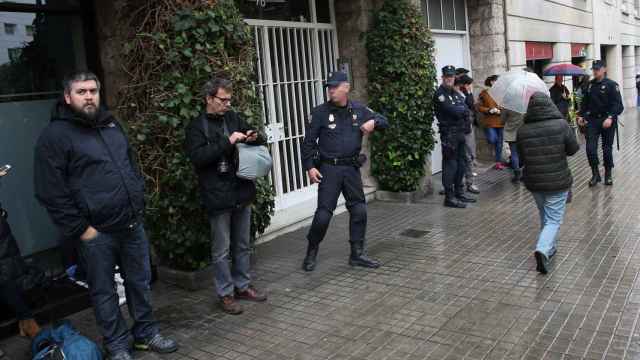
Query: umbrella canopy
xmin=489 ymin=70 xmax=549 ymax=114
xmin=543 ymin=63 xmax=587 ymax=76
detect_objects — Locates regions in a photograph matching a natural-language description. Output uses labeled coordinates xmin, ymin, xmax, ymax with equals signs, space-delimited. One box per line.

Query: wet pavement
xmin=3 ymin=109 xmax=640 ymax=359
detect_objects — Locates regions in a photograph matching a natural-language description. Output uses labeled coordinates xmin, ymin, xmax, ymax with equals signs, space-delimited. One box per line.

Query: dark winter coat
xmin=185 ymin=111 xmax=264 ymax=215
xmin=0 ymin=208 xmax=22 ymax=284
xmin=34 ymin=101 xmax=145 ymax=240
xmin=517 ymin=93 xmax=579 ymax=193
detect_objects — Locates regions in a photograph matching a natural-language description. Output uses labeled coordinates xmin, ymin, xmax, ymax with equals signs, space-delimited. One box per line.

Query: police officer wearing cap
xmin=434 ymin=65 xmax=476 ymax=208
xmin=301 ymin=71 xmax=389 ymax=272
xmin=577 ymin=60 xmax=624 ymax=186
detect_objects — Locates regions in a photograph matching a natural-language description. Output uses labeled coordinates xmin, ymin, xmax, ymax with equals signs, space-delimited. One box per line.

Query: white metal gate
xmin=247 ymin=11 xmax=338 ymax=210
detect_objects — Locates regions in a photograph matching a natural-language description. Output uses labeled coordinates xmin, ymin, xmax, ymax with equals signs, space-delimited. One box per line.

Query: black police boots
xmin=302 ymin=242 xmax=319 ymax=272
xmin=349 ymin=243 xmax=381 ymax=269
xmin=604 ymin=167 xmax=613 ymax=186
xmin=589 ymin=166 xmax=601 ymax=187
xmin=444 ymin=195 xmax=466 ymax=208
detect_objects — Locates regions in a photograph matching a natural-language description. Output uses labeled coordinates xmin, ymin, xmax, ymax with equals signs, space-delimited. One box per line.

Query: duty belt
xmin=321 ymin=155 xmax=359 ymax=166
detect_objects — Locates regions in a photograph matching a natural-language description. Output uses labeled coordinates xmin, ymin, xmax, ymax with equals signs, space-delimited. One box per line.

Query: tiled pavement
xmin=3 ymin=109 xmax=640 ymax=360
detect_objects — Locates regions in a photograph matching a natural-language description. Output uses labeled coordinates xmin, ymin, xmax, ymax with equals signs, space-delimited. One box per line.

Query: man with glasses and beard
xmin=34 ymin=72 xmax=177 ymax=360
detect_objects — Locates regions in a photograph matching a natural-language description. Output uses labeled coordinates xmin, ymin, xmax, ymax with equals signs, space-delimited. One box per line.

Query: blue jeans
xmin=484 ymin=128 xmax=503 ymax=162
xmin=210 ymin=206 xmax=252 ymax=298
xmin=531 ymin=191 xmax=569 ymax=259
xmin=79 ymin=224 xmax=158 ymax=354
xmin=508 ymin=142 xmax=520 ymax=169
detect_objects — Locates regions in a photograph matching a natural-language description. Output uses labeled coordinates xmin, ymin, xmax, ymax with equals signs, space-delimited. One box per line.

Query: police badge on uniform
xmin=438 ymin=95 xmax=445 ymax=102
xmin=328 ymin=124 xmax=337 ymax=130
xmin=329 ymin=113 xmax=335 ymax=123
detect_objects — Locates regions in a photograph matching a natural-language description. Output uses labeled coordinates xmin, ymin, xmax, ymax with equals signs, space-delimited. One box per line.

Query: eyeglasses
xmin=214 ymin=95 xmax=232 ymax=104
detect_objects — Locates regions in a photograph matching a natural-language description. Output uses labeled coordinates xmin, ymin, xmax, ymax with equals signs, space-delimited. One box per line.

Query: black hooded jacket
xmin=517 ymin=93 xmax=579 ymax=193
xmin=34 ymin=100 xmax=145 ymax=239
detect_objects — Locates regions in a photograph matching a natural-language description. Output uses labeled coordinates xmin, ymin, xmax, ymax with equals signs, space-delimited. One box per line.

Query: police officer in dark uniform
xmin=434 ymin=65 xmax=476 ymax=208
xmin=301 ymin=72 xmax=388 ymax=272
xmin=577 ymin=60 xmax=624 ymax=186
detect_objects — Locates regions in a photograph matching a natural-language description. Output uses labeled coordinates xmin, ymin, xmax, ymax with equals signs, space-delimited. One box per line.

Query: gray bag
xmin=202 ymin=116 xmax=272 ymax=180
xmin=235 ymin=143 xmax=273 ymax=180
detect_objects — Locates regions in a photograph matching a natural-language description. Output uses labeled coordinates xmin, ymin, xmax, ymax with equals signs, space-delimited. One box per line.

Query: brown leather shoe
xmin=220 ymin=295 xmax=243 ymax=315
xmin=19 ymin=319 xmax=41 ymax=338
xmin=235 ymin=285 xmax=267 ymax=302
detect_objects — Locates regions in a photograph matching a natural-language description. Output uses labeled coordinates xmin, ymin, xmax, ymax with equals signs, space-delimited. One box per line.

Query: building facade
xmin=0 ymin=0 xmax=637 ymax=258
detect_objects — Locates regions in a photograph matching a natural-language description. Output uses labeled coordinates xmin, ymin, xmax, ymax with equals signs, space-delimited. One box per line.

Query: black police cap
xmin=442 ymin=65 xmax=456 ymax=76
xmin=592 ymin=60 xmax=606 ymax=70
xmin=456 ymin=67 xmax=470 ymax=76
xmin=325 ymin=71 xmax=348 ymax=87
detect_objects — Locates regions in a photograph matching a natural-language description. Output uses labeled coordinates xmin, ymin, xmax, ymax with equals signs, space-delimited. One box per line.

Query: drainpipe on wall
xmin=502 ymin=0 xmax=510 ymax=70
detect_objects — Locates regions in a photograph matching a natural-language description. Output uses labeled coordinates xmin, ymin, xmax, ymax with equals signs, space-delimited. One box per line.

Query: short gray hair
xmin=63 ymin=71 xmax=101 ymax=94
xmin=202 ymin=78 xmax=233 ymax=98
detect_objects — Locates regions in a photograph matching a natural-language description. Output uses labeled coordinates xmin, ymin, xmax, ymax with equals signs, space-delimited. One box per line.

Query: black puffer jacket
xmin=517 ymin=93 xmax=579 ymax=192
xmin=185 ymin=111 xmax=264 ymax=215
xmin=0 ymin=209 xmax=23 ymax=284
xmin=34 ymin=101 xmax=145 ymax=239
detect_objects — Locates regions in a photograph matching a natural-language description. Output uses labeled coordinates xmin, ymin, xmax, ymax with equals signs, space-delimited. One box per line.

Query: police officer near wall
xmin=301 ymin=71 xmax=388 ymax=272
xmin=434 ymin=65 xmax=477 ymax=208
xmin=577 ymin=60 xmax=624 ymax=186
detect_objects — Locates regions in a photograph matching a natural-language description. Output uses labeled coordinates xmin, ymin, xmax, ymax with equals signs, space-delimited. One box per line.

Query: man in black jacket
xmin=517 ymin=92 xmax=579 ymax=275
xmin=34 ymin=72 xmax=177 ymax=360
xmin=185 ymin=78 xmax=266 ymax=316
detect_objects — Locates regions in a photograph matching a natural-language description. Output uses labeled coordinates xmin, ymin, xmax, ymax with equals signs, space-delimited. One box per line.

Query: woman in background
xmin=476 ymin=75 xmax=505 ymax=170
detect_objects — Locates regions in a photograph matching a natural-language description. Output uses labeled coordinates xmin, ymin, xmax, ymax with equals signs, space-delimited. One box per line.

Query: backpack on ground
xmin=32 ymin=320 xmax=102 ymax=360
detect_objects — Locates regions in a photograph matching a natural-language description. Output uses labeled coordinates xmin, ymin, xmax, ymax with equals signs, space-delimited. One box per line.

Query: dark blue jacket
xmin=579 ymin=77 xmax=624 ymax=120
xmin=302 ymin=100 xmax=388 ymax=170
xmin=434 ymin=85 xmax=468 ymax=134
xmin=34 ymin=101 xmax=145 ymax=240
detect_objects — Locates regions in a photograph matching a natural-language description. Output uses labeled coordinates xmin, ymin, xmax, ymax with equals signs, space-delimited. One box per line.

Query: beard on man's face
xmin=70 ymin=101 xmax=99 ymax=121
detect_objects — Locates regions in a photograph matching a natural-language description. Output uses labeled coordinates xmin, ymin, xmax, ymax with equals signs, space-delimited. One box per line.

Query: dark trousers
xmin=307 ymin=164 xmax=366 ymax=246
xmin=442 ymin=135 xmax=467 ymax=197
xmin=586 ymin=118 xmax=615 ymax=168
xmin=0 ymin=278 xmax=32 ymax=320
xmin=79 ymin=224 xmax=158 ymax=354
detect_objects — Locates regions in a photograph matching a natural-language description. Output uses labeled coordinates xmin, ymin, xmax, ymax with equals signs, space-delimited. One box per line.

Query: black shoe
xmin=302 ymin=242 xmax=319 ymax=272
xmin=349 ymin=243 xmax=381 ymax=268
xmin=134 ymin=333 xmax=178 ymax=354
xmin=604 ymin=167 xmax=613 ymax=186
xmin=534 ymin=251 xmax=549 ymax=274
xmin=589 ymin=166 xmax=601 ymax=187
xmin=512 ymin=169 xmax=522 ymax=183
xmin=438 ymin=189 xmax=446 ymax=196
xmin=110 ymin=351 xmax=134 ymax=360
xmin=466 ymin=184 xmax=480 ymax=194
xmin=444 ymin=198 xmax=467 ymax=208
xmin=455 ymin=194 xmax=477 ymax=203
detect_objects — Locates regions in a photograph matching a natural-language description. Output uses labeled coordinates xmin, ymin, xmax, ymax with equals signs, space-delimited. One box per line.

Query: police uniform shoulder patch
xmin=438 ymin=95 xmax=446 ymax=102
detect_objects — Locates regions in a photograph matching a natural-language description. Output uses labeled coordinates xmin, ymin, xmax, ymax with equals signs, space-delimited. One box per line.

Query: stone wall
xmin=467 ymin=0 xmax=508 ymax=162
xmin=334 ymin=0 xmax=433 ymax=193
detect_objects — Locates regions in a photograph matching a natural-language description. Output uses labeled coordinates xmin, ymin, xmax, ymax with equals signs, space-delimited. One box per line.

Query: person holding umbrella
xmin=549 ymin=75 xmax=571 ymax=120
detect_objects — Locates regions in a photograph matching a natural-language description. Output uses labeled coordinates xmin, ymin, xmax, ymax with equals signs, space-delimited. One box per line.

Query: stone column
xmin=334 ymin=0 xmax=385 ymax=188
xmin=622 ymin=45 xmax=636 ymax=107
xmin=550 ymin=43 xmax=573 ymax=90
xmin=606 ymin=45 xmax=623 ymax=91
xmin=467 ymin=0 xmax=508 ymax=162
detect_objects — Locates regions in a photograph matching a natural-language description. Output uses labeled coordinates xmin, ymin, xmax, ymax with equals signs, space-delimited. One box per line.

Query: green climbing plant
xmin=366 ymin=0 xmax=438 ymax=192
xmin=118 ymin=0 xmax=274 ymax=271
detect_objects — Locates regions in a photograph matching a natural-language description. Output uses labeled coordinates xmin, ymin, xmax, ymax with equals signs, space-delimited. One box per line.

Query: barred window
xmin=422 ymin=0 xmax=467 ymax=31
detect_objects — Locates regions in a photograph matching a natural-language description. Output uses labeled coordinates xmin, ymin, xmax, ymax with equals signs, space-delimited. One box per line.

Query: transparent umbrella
xmin=489 ymin=69 xmax=549 ymax=114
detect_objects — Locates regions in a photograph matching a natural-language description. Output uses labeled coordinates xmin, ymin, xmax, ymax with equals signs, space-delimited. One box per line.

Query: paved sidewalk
xmin=3 ymin=109 xmax=640 ymax=360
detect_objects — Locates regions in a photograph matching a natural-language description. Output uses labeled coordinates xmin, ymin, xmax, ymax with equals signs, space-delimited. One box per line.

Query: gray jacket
xmin=502 ymin=109 xmax=524 ymax=142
